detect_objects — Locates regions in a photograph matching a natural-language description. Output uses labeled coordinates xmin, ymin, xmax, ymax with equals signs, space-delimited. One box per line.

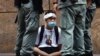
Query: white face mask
xmin=48 ymin=21 xmax=56 ymax=28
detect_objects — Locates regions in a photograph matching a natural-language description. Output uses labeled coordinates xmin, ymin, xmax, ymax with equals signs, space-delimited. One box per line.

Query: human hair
xmin=45 ymin=10 xmax=56 ymax=15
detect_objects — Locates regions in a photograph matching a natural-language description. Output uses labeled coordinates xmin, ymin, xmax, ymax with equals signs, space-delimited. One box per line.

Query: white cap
xmin=43 ymin=13 xmax=57 ymax=20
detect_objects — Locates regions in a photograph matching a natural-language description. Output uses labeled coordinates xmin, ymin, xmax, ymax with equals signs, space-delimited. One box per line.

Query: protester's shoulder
xmin=38 ymin=27 xmax=42 ymax=33
xmin=38 ymin=26 xmax=45 ymax=33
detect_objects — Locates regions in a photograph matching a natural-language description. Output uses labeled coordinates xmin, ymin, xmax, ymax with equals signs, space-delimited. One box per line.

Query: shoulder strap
xmin=54 ymin=26 xmax=59 ymax=44
xmin=38 ymin=26 xmax=59 ymax=46
xmin=38 ymin=25 xmax=45 ymax=46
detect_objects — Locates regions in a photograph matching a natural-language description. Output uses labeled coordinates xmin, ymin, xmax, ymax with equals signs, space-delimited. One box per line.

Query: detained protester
xmin=33 ymin=10 xmax=61 ymax=56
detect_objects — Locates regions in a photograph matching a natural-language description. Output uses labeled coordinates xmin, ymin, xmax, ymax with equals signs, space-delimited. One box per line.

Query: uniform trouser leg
xmin=60 ymin=5 xmax=86 ymax=56
xmin=20 ymin=11 xmax=39 ymax=56
xmin=60 ymin=6 xmax=75 ymax=56
xmin=84 ymin=8 xmax=96 ymax=56
xmin=14 ymin=8 xmax=26 ymax=56
xmin=61 ymin=5 xmax=86 ymax=56
xmin=73 ymin=5 xmax=86 ymax=56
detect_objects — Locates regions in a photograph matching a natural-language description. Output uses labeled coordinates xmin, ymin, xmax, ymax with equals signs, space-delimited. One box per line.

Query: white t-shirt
xmin=35 ymin=26 xmax=61 ymax=48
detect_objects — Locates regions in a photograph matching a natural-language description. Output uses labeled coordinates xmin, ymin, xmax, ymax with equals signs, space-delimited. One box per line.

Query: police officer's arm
xmin=33 ymin=47 xmax=49 ymax=56
xmin=87 ymin=0 xmax=92 ymax=8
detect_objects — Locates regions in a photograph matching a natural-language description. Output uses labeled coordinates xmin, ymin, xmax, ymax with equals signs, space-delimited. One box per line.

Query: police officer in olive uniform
xmin=14 ymin=0 xmax=43 ymax=56
xmin=84 ymin=0 xmax=96 ymax=56
xmin=53 ymin=0 xmax=87 ymax=56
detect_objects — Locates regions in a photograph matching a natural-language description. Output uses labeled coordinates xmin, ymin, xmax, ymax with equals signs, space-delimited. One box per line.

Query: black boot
xmin=85 ymin=52 xmax=93 ymax=56
xmin=20 ymin=54 xmax=32 ymax=56
xmin=15 ymin=50 xmax=20 ymax=56
xmin=16 ymin=52 xmax=20 ymax=56
xmin=79 ymin=54 xmax=86 ymax=56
